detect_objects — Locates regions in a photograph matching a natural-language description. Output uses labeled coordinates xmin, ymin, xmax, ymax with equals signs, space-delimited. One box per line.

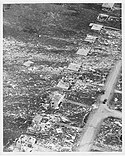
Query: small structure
xmin=23 ymin=60 xmax=34 ymax=67
xmin=76 ymin=47 xmax=91 ymax=56
xmin=97 ymin=14 xmax=109 ymax=22
xmin=68 ymin=63 xmax=81 ymax=71
xmin=57 ymin=79 xmax=70 ymax=90
xmin=84 ymin=35 xmax=98 ymax=43
xmin=51 ymin=91 xmax=65 ymax=109
xmin=90 ymin=23 xmax=103 ymax=31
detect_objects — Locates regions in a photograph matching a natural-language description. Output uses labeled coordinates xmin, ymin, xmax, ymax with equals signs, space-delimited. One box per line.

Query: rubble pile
xmin=116 ymin=74 xmax=122 ymax=91
xmin=9 ymin=113 xmax=83 ymax=152
xmin=109 ymin=93 xmax=122 ymax=112
xmin=93 ymin=117 xmax=122 ymax=152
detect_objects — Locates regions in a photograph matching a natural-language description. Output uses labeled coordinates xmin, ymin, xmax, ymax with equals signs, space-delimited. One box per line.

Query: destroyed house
xmin=68 ymin=63 xmax=82 ymax=72
xmin=97 ymin=14 xmax=109 ymax=22
xmin=57 ymin=79 xmax=70 ymax=90
xmin=51 ymin=92 xmax=65 ymax=109
xmin=102 ymin=3 xmax=115 ymax=11
xmin=84 ymin=35 xmax=98 ymax=43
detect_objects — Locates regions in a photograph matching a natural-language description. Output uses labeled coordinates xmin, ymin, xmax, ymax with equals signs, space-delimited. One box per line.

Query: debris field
xmin=3 ymin=3 xmax=122 ymax=152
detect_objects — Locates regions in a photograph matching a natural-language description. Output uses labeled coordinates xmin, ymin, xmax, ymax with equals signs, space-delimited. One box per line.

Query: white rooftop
xmin=57 ymin=80 xmax=70 ymax=90
xmin=102 ymin=3 xmax=114 ymax=9
xmin=33 ymin=114 xmax=42 ymax=123
xmin=23 ymin=60 xmax=34 ymax=67
xmin=98 ymin=13 xmax=109 ymax=18
xmin=84 ymin=35 xmax=98 ymax=43
xmin=68 ymin=63 xmax=81 ymax=71
xmin=76 ymin=47 xmax=91 ymax=56
xmin=89 ymin=23 xmax=94 ymax=27
xmin=98 ymin=13 xmax=109 ymax=17
xmin=91 ymin=24 xmax=103 ymax=31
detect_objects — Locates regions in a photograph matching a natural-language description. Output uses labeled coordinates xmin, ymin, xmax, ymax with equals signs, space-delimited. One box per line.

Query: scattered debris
xmin=42 ymin=103 xmax=50 ymax=110
xmin=74 ymin=80 xmax=86 ymax=90
xmin=28 ymin=66 xmax=39 ymax=72
xmin=57 ymin=122 xmax=82 ymax=131
xmin=92 ymin=103 xmax=98 ymax=109
xmin=60 ymin=115 xmax=70 ymax=122
xmin=27 ymin=114 xmax=61 ymax=134
xmin=12 ymin=134 xmax=37 ymax=152
xmin=114 ymin=121 xmax=122 ymax=127
xmin=4 ymin=3 xmax=122 ymax=152
xmin=114 ymin=98 xmax=118 ymax=102
xmin=107 ymin=16 xmax=121 ymax=23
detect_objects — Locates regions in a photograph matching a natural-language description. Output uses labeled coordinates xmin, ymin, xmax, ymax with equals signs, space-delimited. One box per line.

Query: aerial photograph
xmin=3 ymin=3 xmax=122 ymax=152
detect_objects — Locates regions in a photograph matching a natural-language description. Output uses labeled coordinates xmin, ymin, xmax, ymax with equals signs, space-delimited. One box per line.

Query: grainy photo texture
xmin=3 ymin=3 xmax=122 ymax=152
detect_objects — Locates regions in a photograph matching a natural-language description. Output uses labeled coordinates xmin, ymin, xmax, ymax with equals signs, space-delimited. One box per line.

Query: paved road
xmin=75 ymin=60 xmax=122 ymax=152
xmin=100 ymin=60 xmax=122 ymax=104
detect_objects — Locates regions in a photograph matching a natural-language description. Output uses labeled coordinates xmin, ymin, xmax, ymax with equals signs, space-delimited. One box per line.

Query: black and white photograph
xmin=2 ymin=1 xmax=124 ymax=153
